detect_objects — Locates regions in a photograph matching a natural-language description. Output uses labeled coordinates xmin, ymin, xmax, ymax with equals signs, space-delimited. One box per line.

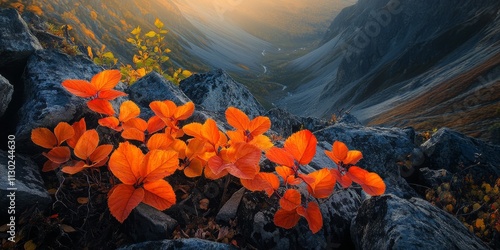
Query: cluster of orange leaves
xmin=31 ymin=70 xmax=386 ymax=233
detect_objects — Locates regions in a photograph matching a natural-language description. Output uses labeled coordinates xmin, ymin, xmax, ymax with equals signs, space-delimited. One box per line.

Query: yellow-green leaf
xmin=126 ymin=38 xmax=136 ymax=44
xmin=131 ymin=26 xmax=141 ymax=35
xmin=154 ymin=18 xmax=164 ymax=29
xmin=145 ymin=31 xmax=156 ymax=38
xmin=473 ymin=203 xmax=481 ymax=211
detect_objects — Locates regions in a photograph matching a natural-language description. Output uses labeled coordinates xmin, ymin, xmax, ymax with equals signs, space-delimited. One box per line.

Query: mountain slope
xmin=277 ymin=0 xmax=500 ymax=141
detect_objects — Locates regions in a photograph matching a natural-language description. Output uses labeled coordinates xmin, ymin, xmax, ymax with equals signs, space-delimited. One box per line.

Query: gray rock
xmin=0 ymin=74 xmax=13 ymax=117
xmin=265 ymin=108 xmax=303 ymax=137
xmin=15 ymin=49 xmax=126 ymax=153
xmin=351 ymin=194 xmax=490 ymax=250
xmin=238 ymin=188 xmax=361 ymax=249
xmin=0 ymin=150 xmax=51 ymax=224
xmin=127 ymin=72 xmax=191 ymax=119
xmin=180 ymin=69 xmax=265 ymax=117
xmin=118 ymin=238 xmax=236 ymax=250
xmin=418 ymin=168 xmax=453 ymax=188
xmin=314 ymin=123 xmax=417 ymax=175
xmin=313 ymin=123 xmax=419 ymax=198
xmin=216 ymin=187 xmax=245 ymax=223
xmin=421 ymin=127 xmax=500 ymax=174
xmin=336 ymin=113 xmax=361 ymax=126
xmin=126 ymin=203 xmax=178 ymax=242
xmin=0 ymin=8 xmax=42 ymax=68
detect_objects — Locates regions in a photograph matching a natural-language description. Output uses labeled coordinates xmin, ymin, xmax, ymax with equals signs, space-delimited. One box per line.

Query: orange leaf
xmin=67 ymin=118 xmax=86 ymax=149
xmin=108 ymin=184 xmax=144 ymax=223
xmin=89 ymin=144 xmax=113 ymax=164
xmin=98 ymin=117 xmax=121 ymax=131
xmin=43 ymin=146 xmax=71 ymax=164
xmin=118 ymin=100 xmax=140 ymax=122
xmin=87 ymin=99 xmax=115 ymax=116
xmin=284 ymin=130 xmax=317 ymax=165
xmin=74 ymin=130 xmax=99 ymax=160
xmin=203 ymin=163 xmax=228 ymax=180
xmin=149 ymin=100 xmax=176 ymax=126
xmin=54 ymin=122 xmax=75 ymax=145
xmin=248 ymin=116 xmax=271 ymax=136
xmin=279 ymin=189 xmax=301 ymax=211
xmin=61 ymin=79 xmax=97 ymax=98
xmin=296 ymin=202 xmax=323 ymax=234
xmin=31 ymin=128 xmax=57 ymax=149
xmin=108 ymin=142 xmax=144 ymax=185
xmin=274 ymin=208 xmax=300 ymax=229
xmin=266 ymin=147 xmax=295 ymax=167
xmin=142 ymin=150 xmax=179 ymax=181
xmin=182 ymin=122 xmax=203 ymax=138
xmin=174 ymin=101 xmax=195 ymax=120
xmin=42 ymin=160 xmax=59 ymax=172
xmin=225 ymin=107 xmax=250 ymax=131
xmin=121 ymin=128 xmax=145 ymax=142
xmin=325 ymin=141 xmax=363 ymax=166
xmin=360 ymin=172 xmax=386 ymax=196
xmin=276 ymin=166 xmax=302 ymax=185
xmin=143 ymin=179 xmax=176 ymax=210
xmin=61 ymin=161 xmax=87 ymax=174
xmin=183 ymin=157 xmax=205 ymax=177
xmin=201 ymin=119 xmax=221 ymax=147
xmin=147 ymin=116 xmax=166 ymax=134
xmin=147 ymin=133 xmax=174 ymax=151
xmin=249 ymin=134 xmax=274 ymax=151
xmin=299 ymin=168 xmax=335 ymax=199
xmin=97 ymin=89 xmax=127 ymax=100
xmin=122 ymin=117 xmax=147 ymax=131
xmin=240 ymin=172 xmax=279 ymax=197
xmin=330 ymin=168 xmax=352 ymax=188
xmin=90 ymin=69 xmax=121 ymax=91
xmin=346 ymin=166 xmax=368 ymax=184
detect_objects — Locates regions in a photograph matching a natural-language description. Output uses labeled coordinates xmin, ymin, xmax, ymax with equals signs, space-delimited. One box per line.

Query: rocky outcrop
xmin=351 ymin=194 xmax=490 ymax=250
xmin=421 ymin=128 xmax=500 ymax=174
xmin=0 ymin=150 xmax=51 ymax=224
xmin=0 ymin=8 xmax=42 ymax=69
xmin=0 ymin=74 xmax=13 ymax=117
xmin=180 ymin=69 xmax=266 ymax=117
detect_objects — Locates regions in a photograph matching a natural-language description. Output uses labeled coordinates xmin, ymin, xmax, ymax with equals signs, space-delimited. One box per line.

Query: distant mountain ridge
xmin=276 ymin=0 xmax=500 ymax=142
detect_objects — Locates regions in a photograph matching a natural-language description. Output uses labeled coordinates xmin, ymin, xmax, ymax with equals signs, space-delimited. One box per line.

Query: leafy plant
xmin=31 ymin=69 xmax=386 ymax=237
xmin=122 ymin=18 xmax=192 ymax=85
xmin=425 ymin=174 xmax=500 ymax=244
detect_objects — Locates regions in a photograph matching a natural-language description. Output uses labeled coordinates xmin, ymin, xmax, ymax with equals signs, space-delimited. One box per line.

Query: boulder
xmin=126 ymin=203 xmax=178 ymax=242
xmin=118 ymin=238 xmax=236 ymax=250
xmin=127 ymin=72 xmax=191 ymax=119
xmin=313 ymin=123 xmax=420 ymax=198
xmin=180 ymin=69 xmax=265 ymax=117
xmin=216 ymin=187 xmax=245 ymax=224
xmin=0 ymin=8 xmax=42 ymax=68
xmin=0 ymin=150 xmax=51 ymax=224
xmin=351 ymin=194 xmax=490 ymax=250
xmin=421 ymin=128 xmax=500 ymax=174
xmin=0 ymin=74 xmax=13 ymax=117
xmin=314 ymin=123 xmax=418 ymax=174
xmin=15 ymin=49 xmax=127 ymax=153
